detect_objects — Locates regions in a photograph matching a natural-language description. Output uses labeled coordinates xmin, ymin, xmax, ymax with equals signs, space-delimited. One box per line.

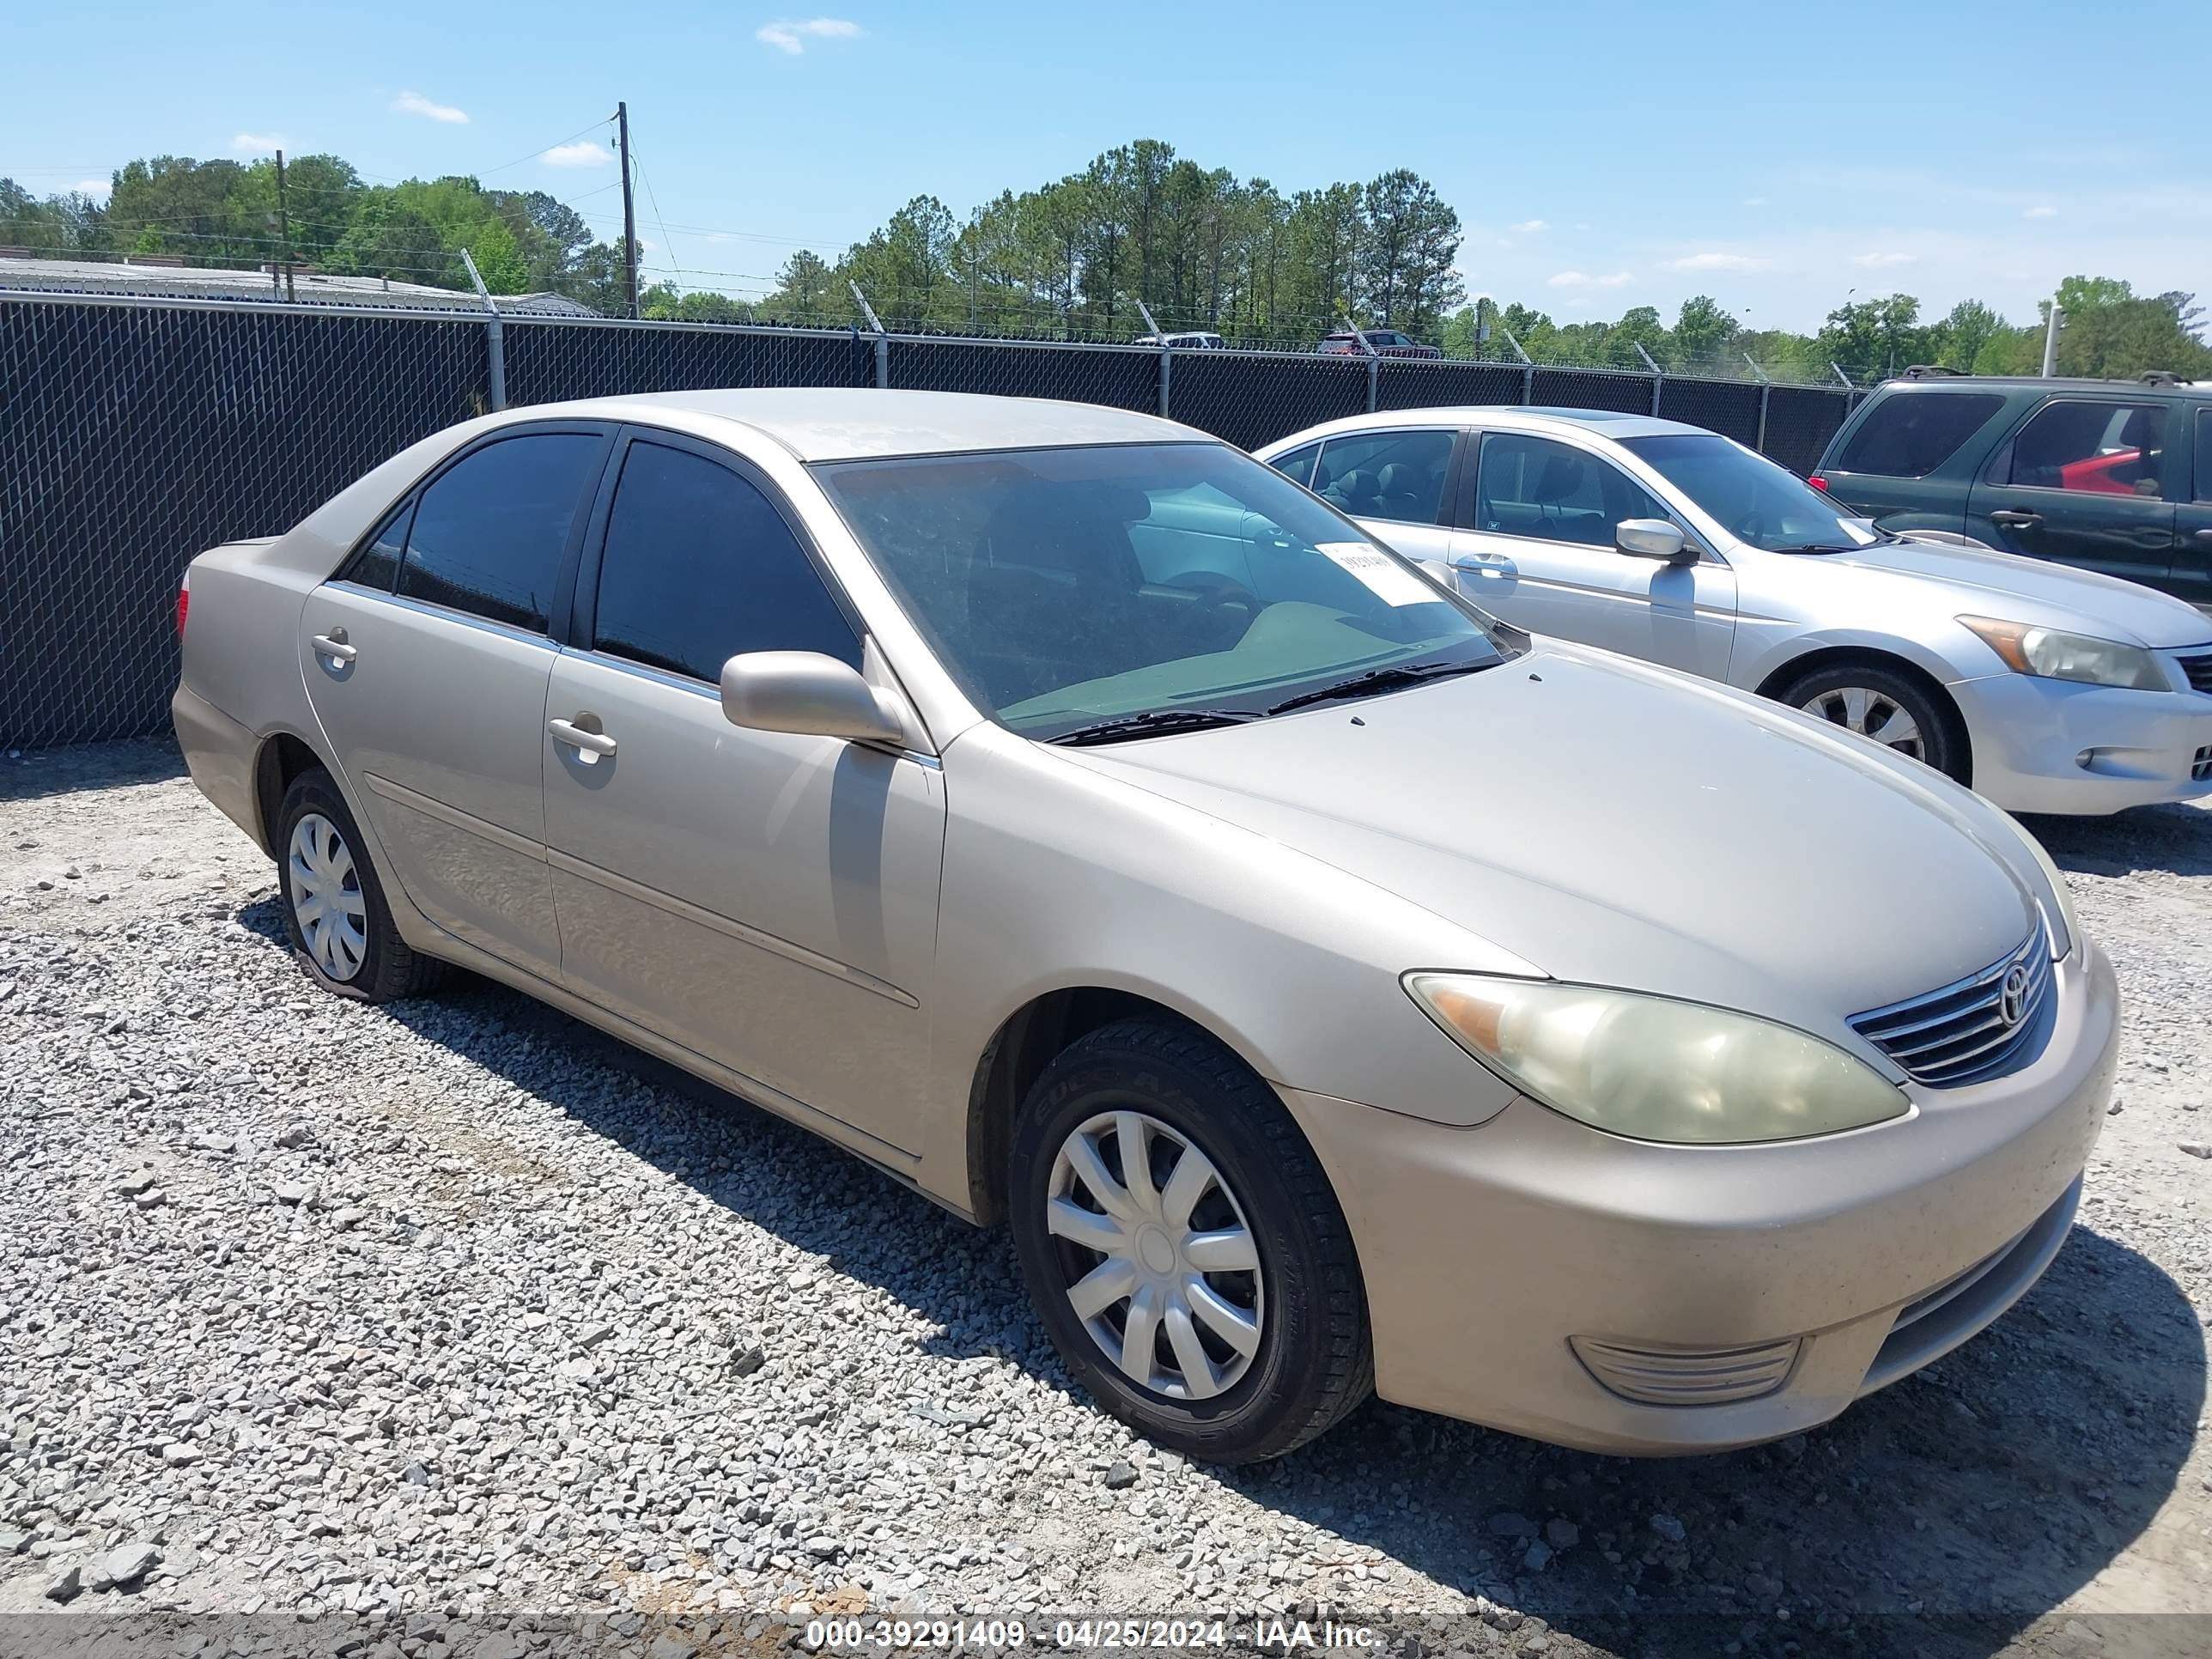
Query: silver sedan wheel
xmin=1801 ymin=685 xmax=1925 ymax=761
xmin=286 ymin=812 xmax=368 ymax=982
xmin=1045 ymin=1110 xmax=1265 ymax=1401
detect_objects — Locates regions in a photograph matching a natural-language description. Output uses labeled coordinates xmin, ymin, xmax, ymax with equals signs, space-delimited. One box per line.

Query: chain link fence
xmin=0 ymin=292 xmax=1859 ymax=749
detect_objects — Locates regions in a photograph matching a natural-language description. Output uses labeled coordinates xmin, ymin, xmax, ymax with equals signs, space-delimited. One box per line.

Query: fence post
xmin=1135 ymin=301 xmax=1171 ymax=417
xmin=1632 ymin=341 xmax=1663 ymax=416
xmin=1500 ymin=325 xmax=1534 ymax=404
xmin=1744 ymin=350 xmax=1771 ymax=454
xmin=1829 ymin=362 xmax=1854 ymax=390
xmin=459 ymin=249 xmax=506 ymax=411
xmin=850 ymin=282 xmax=889 ymax=389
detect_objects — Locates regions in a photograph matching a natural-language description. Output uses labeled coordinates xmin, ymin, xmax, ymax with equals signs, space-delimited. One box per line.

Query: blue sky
xmin=6 ymin=0 xmax=2208 ymax=331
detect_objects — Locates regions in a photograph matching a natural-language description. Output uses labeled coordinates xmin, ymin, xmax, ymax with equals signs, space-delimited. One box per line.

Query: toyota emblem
xmin=1999 ymin=963 xmax=2032 ymax=1028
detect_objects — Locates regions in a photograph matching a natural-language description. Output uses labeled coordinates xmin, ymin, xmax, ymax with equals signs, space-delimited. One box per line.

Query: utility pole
xmin=2040 ymin=303 xmax=2065 ymax=377
xmin=616 ymin=102 xmax=639 ymax=319
xmin=274 ymin=149 xmax=295 ymax=302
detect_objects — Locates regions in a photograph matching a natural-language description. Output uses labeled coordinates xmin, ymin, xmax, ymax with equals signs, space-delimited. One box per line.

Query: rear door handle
xmin=1988 ymin=510 xmax=2044 ymax=529
xmin=548 ymin=717 xmax=617 ymax=757
xmin=309 ymin=633 xmax=357 ymax=663
xmin=1451 ymin=552 xmax=1519 ymax=579
xmin=2192 ymin=527 xmax=2212 ymax=546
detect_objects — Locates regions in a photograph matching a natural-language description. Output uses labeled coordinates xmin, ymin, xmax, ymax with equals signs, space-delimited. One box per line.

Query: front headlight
xmin=1958 ymin=616 xmax=2167 ymax=691
xmin=1404 ymin=974 xmax=1908 ymax=1145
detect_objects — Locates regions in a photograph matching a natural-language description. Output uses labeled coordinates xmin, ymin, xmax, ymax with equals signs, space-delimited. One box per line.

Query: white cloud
xmin=1508 ymin=218 xmax=1547 ymax=234
xmin=1662 ymin=251 xmax=1771 ymax=272
xmin=543 ymin=141 xmax=615 ymax=168
xmin=1851 ymin=251 xmax=1918 ymax=268
xmin=1742 ymin=195 xmax=1769 ymax=207
xmin=757 ymin=16 xmax=863 ymax=53
xmin=231 ymin=132 xmax=288 ymax=155
xmin=2023 ymin=204 xmax=2058 ymax=219
xmin=1547 ymin=270 xmax=1634 ymax=290
xmin=71 ymin=178 xmax=112 ymax=199
xmin=392 ymin=90 xmax=469 ymax=125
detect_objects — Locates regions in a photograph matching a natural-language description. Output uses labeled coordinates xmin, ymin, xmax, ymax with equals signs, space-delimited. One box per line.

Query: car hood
xmin=1060 ymin=644 xmax=2044 ymax=1027
xmin=1827 ymin=536 xmax=2212 ymax=648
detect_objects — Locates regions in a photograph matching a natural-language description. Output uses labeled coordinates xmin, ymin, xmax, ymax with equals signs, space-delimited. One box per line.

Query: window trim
xmin=1993 ymin=395 xmax=2173 ymax=501
xmin=1309 ymin=426 xmax=1465 ymax=529
xmin=339 ymin=421 xmax=619 ymax=635
xmin=1266 ymin=441 xmax=1323 ymax=490
xmin=1460 ymin=428 xmax=1710 ymax=560
xmin=2196 ymin=407 xmax=2212 ymax=506
xmin=567 ymin=423 xmax=869 ymax=686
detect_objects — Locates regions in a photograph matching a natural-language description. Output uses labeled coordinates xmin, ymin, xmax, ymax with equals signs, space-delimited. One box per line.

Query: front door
xmin=1449 ymin=429 xmax=1736 ymax=680
xmin=1966 ymin=396 xmax=2179 ymax=589
xmin=297 ymin=425 xmax=611 ymax=982
xmin=2173 ymin=407 xmax=2212 ymax=615
xmin=543 ymin=433 xmax=945 ymax=1156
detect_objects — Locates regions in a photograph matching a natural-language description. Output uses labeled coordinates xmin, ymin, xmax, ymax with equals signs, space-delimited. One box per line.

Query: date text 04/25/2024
xmin=802 ymin=1620 xmax=1381 ymax=1651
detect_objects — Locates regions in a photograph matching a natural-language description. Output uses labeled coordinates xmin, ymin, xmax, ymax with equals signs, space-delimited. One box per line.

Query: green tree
xmin=1672 ymin=295 xmax=1738 ymax=371
xmin=1358 ymin=169 xmax=1462 ymax=336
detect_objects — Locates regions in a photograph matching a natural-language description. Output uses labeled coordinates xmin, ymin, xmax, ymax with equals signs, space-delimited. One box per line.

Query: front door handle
xmin=2192 ymin=527 xmax=2212 ymax=547
xmin=548 ymin=717 xmax=617 ymax=757
xmin=309 ymin=632 xmax=357 ymax=663
xmin=1988 ymin=510 xmax=2044 ymax=529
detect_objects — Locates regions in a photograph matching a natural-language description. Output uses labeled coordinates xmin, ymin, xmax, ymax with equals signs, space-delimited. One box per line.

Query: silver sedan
xmin=1257 ymin=407 xmax=2212 ymax=813
xmin=176 ymin=390 xmax=2114 ymax=1462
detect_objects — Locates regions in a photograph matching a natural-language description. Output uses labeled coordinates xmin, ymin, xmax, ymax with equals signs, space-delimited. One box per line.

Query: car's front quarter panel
xmin=913 ymin=722 xmax=1532 ymax=1211
xmin=1723 ymin=552 xmax=1996 ymax=694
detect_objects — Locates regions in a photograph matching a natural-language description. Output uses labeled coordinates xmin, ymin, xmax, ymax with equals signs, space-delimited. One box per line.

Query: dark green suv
xmin=1813 ymin=370 xmax=2212 ymax=611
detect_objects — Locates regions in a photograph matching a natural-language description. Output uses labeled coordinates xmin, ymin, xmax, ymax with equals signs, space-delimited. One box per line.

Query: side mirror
xmin=720 ymin=651 xmax=908 ymax=746
xmin=1616 ymin=519 xmax=1695 ymax=565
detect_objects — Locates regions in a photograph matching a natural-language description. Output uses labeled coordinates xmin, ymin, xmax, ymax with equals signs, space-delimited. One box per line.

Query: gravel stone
xmin=42 ymin=1565 xmax=81 ymax=1604
xmin=2179 ymin=1142 xmax=2212 ymax=1160
xmin=1103 ymin=1461 xmax=1139 ymax=1490
xmin=95 ymin=1541 xmax=161 ymax=1590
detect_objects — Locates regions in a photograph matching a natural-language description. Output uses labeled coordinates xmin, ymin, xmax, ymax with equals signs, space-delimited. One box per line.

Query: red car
xmin=1317 ymin=327 xmax=1443 ymax=360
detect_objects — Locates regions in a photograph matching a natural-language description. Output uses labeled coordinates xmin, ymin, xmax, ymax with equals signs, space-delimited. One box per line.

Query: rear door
xmin=543 ymin=431 xmax=945 ymax=1155
xmin=1816 ymin=386 xmax=2009 ymax=532
xmin=1307 ymin=426 xmax=1462 ymax=569
xmin=1966 ymin=396 xmax=2179 ymax=589
xmin=2173 ymin=406 xmax=2212 ymax=612
xmin=1447 ymin=428 xmax=1736 ymax=679
xmin=298 ymin=425 xmax=611 ymax=981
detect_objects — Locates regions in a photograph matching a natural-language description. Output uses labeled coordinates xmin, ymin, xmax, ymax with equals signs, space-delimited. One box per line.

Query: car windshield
xmin=1620 ymin=432 xmax=1881 ymax=554
xmin=812 ymin=441 xmax=1504 ymax=741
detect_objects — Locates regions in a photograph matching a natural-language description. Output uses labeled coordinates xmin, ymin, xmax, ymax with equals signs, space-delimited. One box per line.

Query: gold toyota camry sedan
xmin=173 ymin=390 xmax=2116 ymax=1462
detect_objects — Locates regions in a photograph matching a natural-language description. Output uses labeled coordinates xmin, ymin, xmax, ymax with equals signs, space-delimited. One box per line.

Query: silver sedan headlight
xmin=1958 ymin=616 xmax=2167 ymax=691
xmin=1404 ymin=974 xmax=1909 ymax=1145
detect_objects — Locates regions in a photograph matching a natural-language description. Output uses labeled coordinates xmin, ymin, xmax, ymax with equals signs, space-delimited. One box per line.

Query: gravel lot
xmin=1 ymin=740 xmax=2207 ymax=1659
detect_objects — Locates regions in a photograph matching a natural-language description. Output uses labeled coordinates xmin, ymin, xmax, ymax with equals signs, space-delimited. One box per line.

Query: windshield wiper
xmin=1266 ymin=658 xmax=1492 ymax=716
xmin=1043 ymin=708 xmax=1264 ymax=747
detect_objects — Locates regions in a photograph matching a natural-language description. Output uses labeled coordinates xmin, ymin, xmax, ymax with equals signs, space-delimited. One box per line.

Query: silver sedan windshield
xmin=1621 ymin=432 xmax=1879 ymax=554
xmin=814 ymin=441 xmax=1503 ymax=739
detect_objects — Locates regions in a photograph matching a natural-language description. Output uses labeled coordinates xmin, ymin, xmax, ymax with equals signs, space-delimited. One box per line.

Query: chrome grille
xmin=2195 ymin=744 xmax=2212 ymax=783
xmin=2181 ymin=653 xmax=2212 ymax=695
xmin=1849 ymin=927 xmax=2053 ymax=1087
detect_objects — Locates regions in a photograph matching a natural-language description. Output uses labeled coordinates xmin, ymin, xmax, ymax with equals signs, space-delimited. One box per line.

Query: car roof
xmin=493 ymin=387 xmax=1212 ymax=462
xmin=1870 ymin=374 xmax=2211 ymax=398
xmin=1266 ymin=405 xmax=1695 ymax=446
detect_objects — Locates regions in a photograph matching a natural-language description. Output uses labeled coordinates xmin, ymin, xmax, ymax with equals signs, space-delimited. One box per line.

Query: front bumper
xmin=1279 ymin=938 xmax=2118 ymax=1455
xmin=1951 ymin=672 xmax=2212 ymax=815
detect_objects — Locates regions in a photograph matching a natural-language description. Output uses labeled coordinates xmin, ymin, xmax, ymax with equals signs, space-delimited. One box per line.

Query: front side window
xmin=399 ymin=433 xmax=603 ymax=631
xmin=1473 ymin=433 xmax=1667 ymax=550
xmin=1315 ymin=429 xmax=1454 ymax=525
xmin=592 ymin=441 xmax=860 ymax=683
xmin=2200 ymin=410 xmax=2212 ymax=504
xmin=1620 ymin=432 xmax=1872 ymax=554
xmin=1833 ymin=391 xmax=2005 ymax=477
xmin=813 ymin=441 xmax=1502 ymax=740
xmin=2008 ymin=400 xmax=2167 ymax=496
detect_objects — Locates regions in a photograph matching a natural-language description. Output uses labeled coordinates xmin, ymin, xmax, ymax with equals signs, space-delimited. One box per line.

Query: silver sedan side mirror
xmin=720 ymin=651 xmax=908 ymax=746
xmin=1616 ymin=519 xmax=1694 ymax=565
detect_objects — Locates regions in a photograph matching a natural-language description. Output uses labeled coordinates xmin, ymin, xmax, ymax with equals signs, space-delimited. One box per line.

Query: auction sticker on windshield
xmin=1317 ymin=542 xmax=1437 ymax=607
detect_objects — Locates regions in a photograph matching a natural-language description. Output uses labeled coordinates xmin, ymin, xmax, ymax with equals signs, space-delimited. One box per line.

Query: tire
xmin=1008 ymin=1017 xmax=1372 ymax=1464
xmin=1778 ymin=659 xmax=1967 ymax=785
xmin=274 ymin=769 xmax=445 ymax=1003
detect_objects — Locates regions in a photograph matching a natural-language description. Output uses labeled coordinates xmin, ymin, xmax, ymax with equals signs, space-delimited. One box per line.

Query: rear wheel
xmin=275 ymin=769 xmax=444 ymax=1002
xmin=1778 ymin=660 xmax=1966 ymax=785
xmin=1008 ymin=1018 xmax=1372 ymax=1464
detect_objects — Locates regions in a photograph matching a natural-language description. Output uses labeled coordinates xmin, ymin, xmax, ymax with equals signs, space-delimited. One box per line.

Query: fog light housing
xmin=1570 ymin=1335 xmax=1802 ymax=1405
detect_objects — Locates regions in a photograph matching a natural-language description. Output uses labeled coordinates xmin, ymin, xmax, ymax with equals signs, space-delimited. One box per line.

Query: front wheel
xmin=1778 ymin=661 xmax=1966 ymax=785
xmin=1008 ymin=1018 xmax=1372 ymax=1464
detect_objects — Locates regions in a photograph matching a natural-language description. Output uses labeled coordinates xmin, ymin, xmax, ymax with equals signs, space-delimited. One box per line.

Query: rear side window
xmin=399 ymin=433 xmax=603 ymax=631
xmin=1314 ymin=428 xmax=1455 ymax=525
xmin=1834 ymin=392 xmax=2005 ymax=477
xmin=2200 ymin=410 xmax=2212 ymax=504
xmin=592 ymin=441 xmax=861 ymax=683
xmin=1267 ymin=441 xmax=1322 ymax=487
xmin=343 ymin=498 xmax=413 ymax=592
xmin=2008 ymin=400 xmax=2167 ymax=495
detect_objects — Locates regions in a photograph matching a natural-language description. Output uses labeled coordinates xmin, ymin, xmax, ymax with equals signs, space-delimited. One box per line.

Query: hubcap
xmin=1802 ymin=685 xmax=1925 ymax=761
xmin=1044 ymin=1110 xmax=1264 ymax=1401
xmin=286 ymin=812 xmax=368 ymax=982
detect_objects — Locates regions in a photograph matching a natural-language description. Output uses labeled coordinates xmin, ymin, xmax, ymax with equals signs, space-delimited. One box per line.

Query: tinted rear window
xmin=1834 ymin=392 xmax=2005 ymax=478
xmin=400 ymin=433 xmax=603 ymax=631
